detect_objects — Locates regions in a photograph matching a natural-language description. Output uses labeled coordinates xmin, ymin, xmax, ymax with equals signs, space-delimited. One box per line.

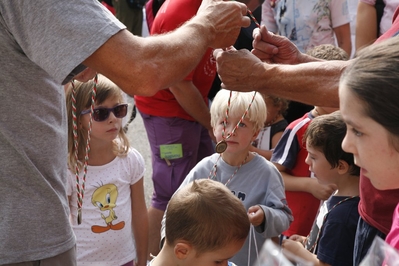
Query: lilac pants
xmin=140 ymin=112 xmax=214 ymax=210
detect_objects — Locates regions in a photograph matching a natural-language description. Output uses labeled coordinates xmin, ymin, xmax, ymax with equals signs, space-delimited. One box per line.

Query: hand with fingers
xmin=252 ymin=25 xmax=303 ymax=64
xmin=197 ymin=0 xmax=251 ymax=48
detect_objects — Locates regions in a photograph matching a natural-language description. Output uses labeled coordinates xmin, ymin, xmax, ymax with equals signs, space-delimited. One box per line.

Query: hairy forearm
xmin=84 ymin=1 xmax=248 ymax=97
xmin=254 ymin=60 xmax=350 ymax=107
xmin=84 ymin=24 xmax=210 ymax=97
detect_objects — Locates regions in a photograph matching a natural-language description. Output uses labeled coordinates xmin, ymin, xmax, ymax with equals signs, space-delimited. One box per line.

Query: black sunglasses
xmin=81 ymin=104 xmax=128 ymax=122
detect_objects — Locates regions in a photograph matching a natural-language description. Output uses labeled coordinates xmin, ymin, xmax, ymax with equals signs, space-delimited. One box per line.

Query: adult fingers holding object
xmin=197 ymin=0 xmax=251 ymax=48
xmin=213 ymin=47 xmax=265 ymax=92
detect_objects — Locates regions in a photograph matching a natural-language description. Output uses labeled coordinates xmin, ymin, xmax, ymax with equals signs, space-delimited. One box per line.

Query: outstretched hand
xmin=252 ymin=25 xmax=303 ymax=64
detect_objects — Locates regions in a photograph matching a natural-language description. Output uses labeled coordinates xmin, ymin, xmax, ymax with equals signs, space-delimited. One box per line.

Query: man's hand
xmin=213 ymin=46 xmax=265 ymax=92
xmin=197 ymin=0 xmax=250 ymax=48
xmin=252 ymin=25 xmax=304 ymax=64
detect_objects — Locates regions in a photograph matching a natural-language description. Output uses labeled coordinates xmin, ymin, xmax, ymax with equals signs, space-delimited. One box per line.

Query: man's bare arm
xmin=84 ymin=0 xmax=250 ymax=96
xmin=215 ymin=25 xmax=352 ymax=107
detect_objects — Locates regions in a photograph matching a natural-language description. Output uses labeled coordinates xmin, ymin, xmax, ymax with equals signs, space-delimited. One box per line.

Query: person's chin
xmin=363 ymin=171 xmax=385 ymax=190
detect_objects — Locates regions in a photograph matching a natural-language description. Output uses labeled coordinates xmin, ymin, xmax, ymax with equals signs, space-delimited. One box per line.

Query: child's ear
xmin=337 ymin=160 xmax=349 ymax=174
xmin=174 ymin=241 xmax=193 ymax=260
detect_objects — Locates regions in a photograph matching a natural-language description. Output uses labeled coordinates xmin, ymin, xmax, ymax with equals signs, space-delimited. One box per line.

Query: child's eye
xmin=351 ymin=128 xmax=363 ymax=137
xmin=238 ymin=122 xmax=246 ymax=127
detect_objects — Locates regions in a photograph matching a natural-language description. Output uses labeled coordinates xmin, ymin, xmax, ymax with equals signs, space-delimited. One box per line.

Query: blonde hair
xmin=211 ymin=89 xmax=266 ymax=132
xmin=165 ymin=179 xmax=249 ymax=254
xmin=66 ymin=74 xmax=130 ymax=170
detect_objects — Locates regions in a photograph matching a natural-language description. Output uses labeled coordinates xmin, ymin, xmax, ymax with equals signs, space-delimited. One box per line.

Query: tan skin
xmin=131 ymin=178 xmax=149 ymax=266
xmin=169 ymin=80 xmax=216 ymax=142
xmin=333 ymin=23 xmax=352 ymax=57
xmin=213 ymin=25 xmax=351 ymax=108
xmin=82 ymin=0 xmax=250 ymax=97
xmin=152 ymin=239 xmax=245 ymax=266
xmin=356 ymin=1 xmax=378 ymax=52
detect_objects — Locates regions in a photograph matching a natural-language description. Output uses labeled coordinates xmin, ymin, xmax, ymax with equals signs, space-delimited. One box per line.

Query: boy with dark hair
xmin=282 ymin=111 xmax=360 ymax=266
xmin=270 ymin=44 xmax=348 ymax=240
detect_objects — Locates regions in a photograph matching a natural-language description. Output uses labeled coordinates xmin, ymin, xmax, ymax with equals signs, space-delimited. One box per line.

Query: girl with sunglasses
xmin=65 ymin=74 xmax=148 ymax=266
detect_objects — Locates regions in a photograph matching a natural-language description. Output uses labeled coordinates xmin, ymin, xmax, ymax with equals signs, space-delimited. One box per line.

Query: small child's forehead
xmin=228 ymin=107 xmax=250 ymax=117
xmin=96 ymin=93 xmax=124 ymax=105
xmin=306 ymin=141 xmax=323 ymax=153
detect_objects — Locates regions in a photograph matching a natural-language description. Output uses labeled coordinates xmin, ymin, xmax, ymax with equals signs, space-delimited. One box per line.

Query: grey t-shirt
xmin=0 ymin=0 xmax=124 ymax=263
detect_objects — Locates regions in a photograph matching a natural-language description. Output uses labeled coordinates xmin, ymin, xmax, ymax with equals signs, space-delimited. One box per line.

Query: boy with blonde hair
xmin=150 ymin=179 xmax=249 ymax=266
xmin=170 ymin=89 xmax=293 ymax=265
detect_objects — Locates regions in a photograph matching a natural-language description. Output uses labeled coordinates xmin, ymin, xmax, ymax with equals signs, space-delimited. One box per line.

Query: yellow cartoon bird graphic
xmin=90 ymin=184 xmax=125 ymax=233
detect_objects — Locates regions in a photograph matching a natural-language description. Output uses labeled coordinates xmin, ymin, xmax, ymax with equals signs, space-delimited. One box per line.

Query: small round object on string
xmin=215 ymin=140 xmax=228 ymax=154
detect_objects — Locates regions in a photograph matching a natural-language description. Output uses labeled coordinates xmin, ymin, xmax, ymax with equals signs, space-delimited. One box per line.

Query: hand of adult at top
xmin=213 ymin=46 xmax=265 ymax=92
xmin=196 ymin=0 xmax=251 ymax=48
xmin=252 ymin=25 xmax=311 ymax=64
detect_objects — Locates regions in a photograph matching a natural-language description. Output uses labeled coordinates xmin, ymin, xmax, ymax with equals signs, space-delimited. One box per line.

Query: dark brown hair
xmin=340 ymin=36 xmax=399 ymax=149
xmin=305 ymin=111 xmax=360 ymax=176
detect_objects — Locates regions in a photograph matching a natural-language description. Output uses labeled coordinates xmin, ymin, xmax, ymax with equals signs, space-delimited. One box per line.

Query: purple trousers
xmin=140 ymin=112 xmax=214 ymax=210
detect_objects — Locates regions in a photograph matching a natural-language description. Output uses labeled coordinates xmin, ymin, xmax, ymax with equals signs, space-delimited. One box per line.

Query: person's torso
xmin=134 ymin=0 xmax=215 ymax=120
xmin=68 ymin=149 xmax=145 ymax=265
xmin=0 ymin=1 xmax=124 ymax=263
xmin=272 ymin=0 xmax=349 ymax=52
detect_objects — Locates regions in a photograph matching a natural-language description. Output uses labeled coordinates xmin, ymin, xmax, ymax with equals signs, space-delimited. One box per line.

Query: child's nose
xmin=226 ymin=124 xmax=236 ymax=135
xmin=107 ymin=111 xmax=118 ymax=122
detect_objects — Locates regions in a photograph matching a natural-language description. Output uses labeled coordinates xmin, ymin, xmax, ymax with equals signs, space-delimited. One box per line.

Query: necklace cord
xmin=73 ymin=74 xmax=98 ymax=224
xmin=306 ymin=195 xmax=359 ymax=252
